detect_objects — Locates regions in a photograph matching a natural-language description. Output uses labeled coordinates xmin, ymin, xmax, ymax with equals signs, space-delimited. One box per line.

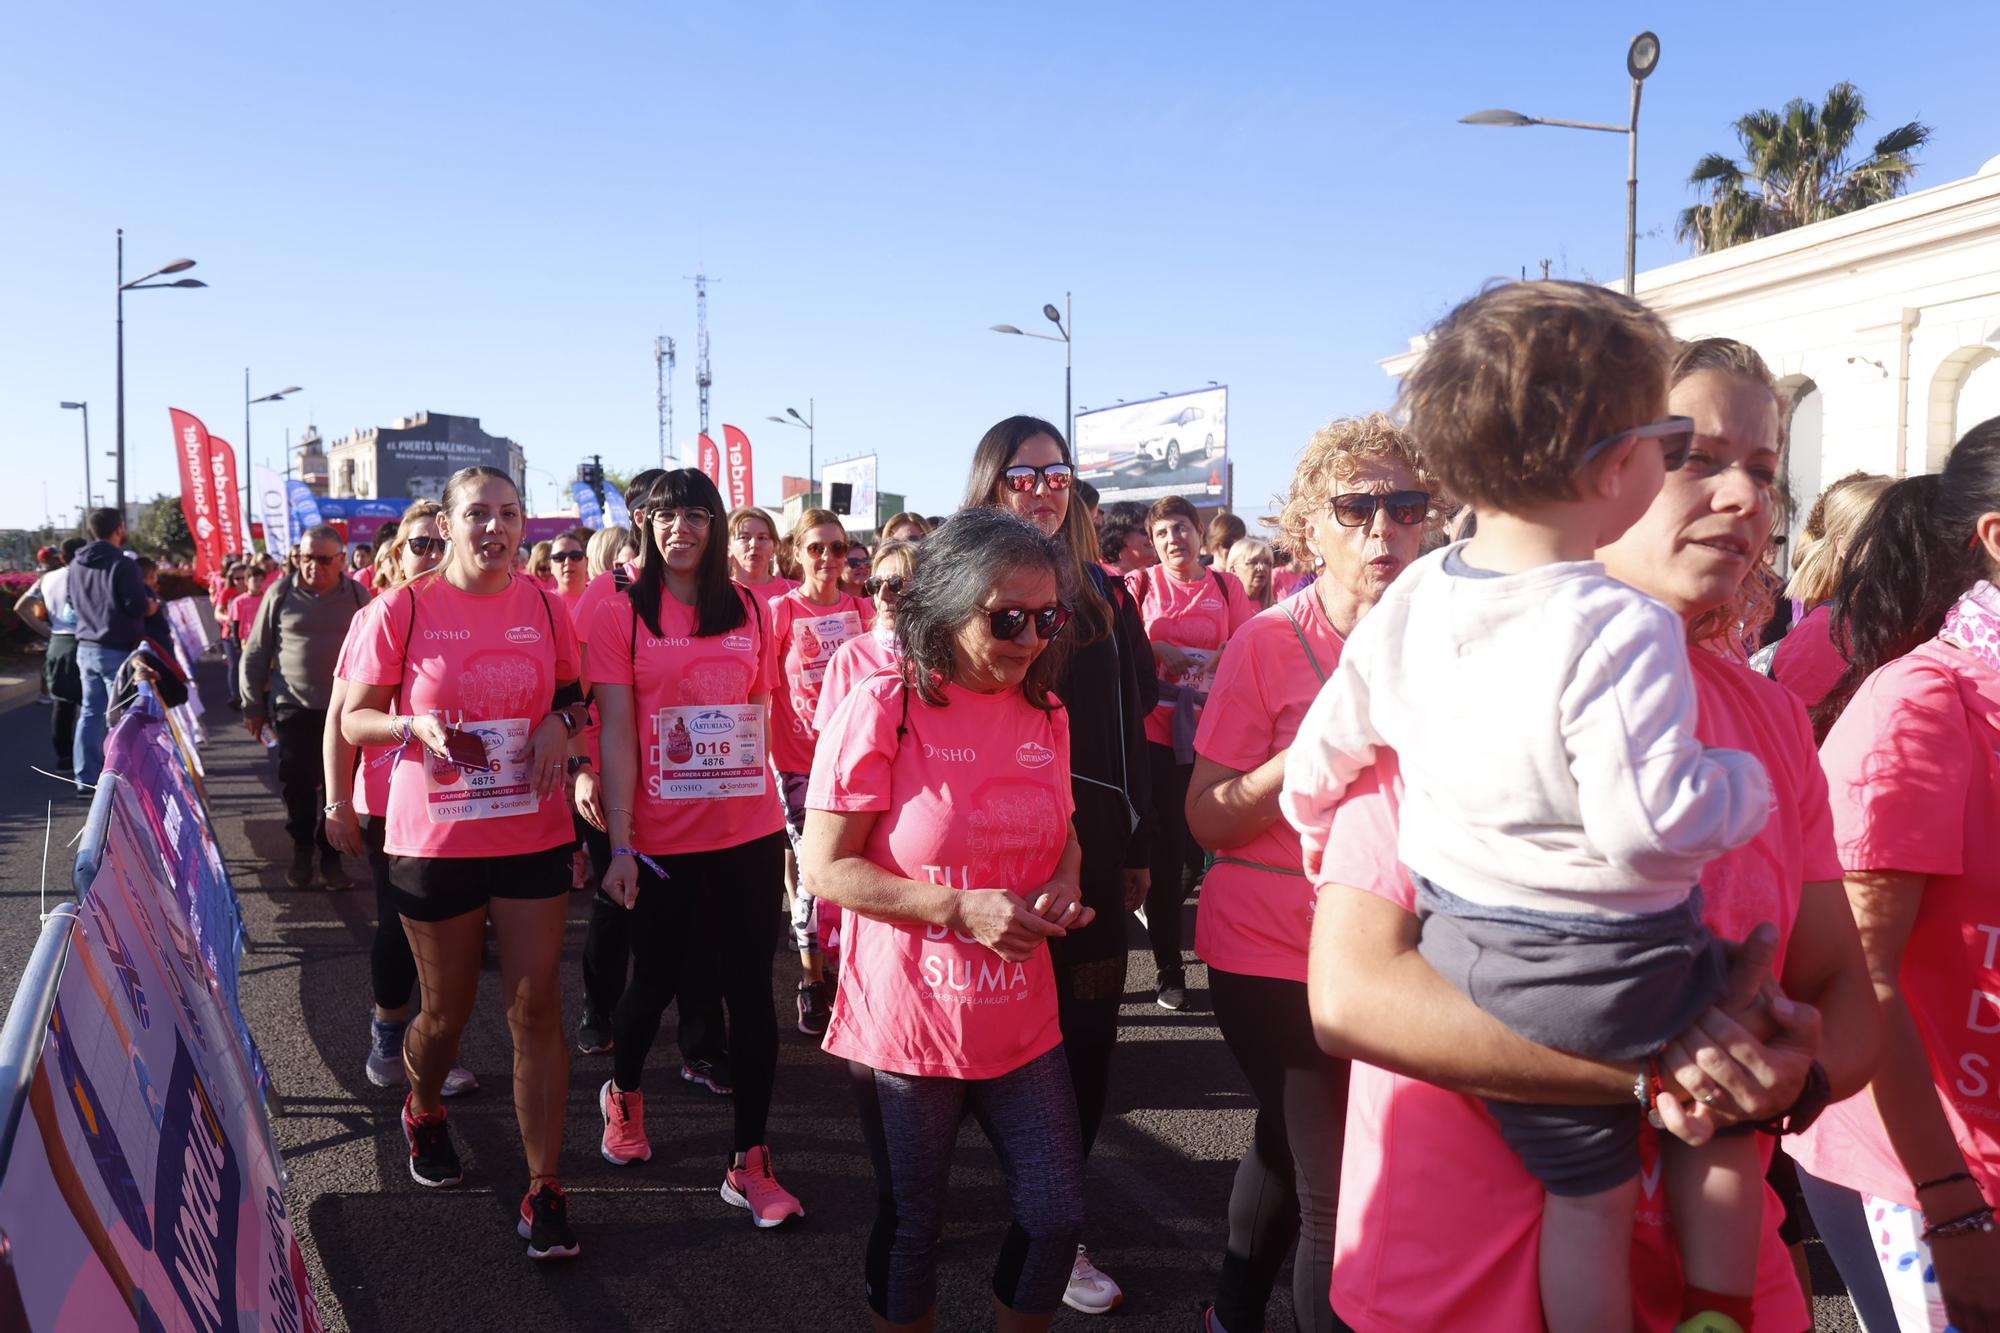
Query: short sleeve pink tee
xmin=1789 ymin=639 xmax=2000 ymax=1206
xmin=334 ymin=601 xmax=394 ymax=820
xmin=737 ymin=574 xmax=798 ymax=600
xmin=1126 ymin=565 xmax=1258 ymax=746
xmin=1770 ymin=602 xmax=1849 ymax=710
xmin=1318 ymin=651 xmax=1838 ymax=1333
xmin=816 ymin=627 xmax=901 ymax=733
xmin=1192 ymin=588 xmax=1344 ymax=983
xmin=230 ymin=590 xmax=263 ymax=642
xmin=769 ymin=588 xmax=874 ymax=774
xmin=807 ymin=674 xmax=1073 ymax=1079
xmin=586 ymin=585 xmax=784 ymax=856
xmin=338 ymin=575 xmax=580 ymax=860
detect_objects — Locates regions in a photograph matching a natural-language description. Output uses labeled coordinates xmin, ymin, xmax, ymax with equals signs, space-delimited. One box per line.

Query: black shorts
xmin=390 ymin=843 xmax=574 ymax=923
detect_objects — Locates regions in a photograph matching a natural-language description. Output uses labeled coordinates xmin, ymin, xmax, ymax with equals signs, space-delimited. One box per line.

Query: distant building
xmin=325 ymin=412 xmax=526 ymax=503
xmin=296 ymin=425 xmax=330 ymax=494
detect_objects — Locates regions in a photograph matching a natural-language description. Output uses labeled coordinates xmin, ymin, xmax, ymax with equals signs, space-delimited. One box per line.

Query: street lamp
xmin=59 ymin=401 xmax=91 ymax=513
xmin=116 ymin=231 xmax=205 ymax=513
xmin=245 ymin=374 xmax=303 ymax=553
xmin=990 ymin=292 xmax=1072 ymax=441
xmin=1460 ymin=32 xmax=1661 ymax=295
xmin=765 ymin=400 xmax=816 ymax=499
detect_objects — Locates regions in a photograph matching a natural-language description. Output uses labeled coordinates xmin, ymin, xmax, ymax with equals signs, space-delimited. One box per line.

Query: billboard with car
xmin=1073 ymin=386 xmax=1228 ymax=507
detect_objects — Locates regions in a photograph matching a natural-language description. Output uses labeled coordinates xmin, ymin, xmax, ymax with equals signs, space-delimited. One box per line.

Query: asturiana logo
xmin=1015 ymin=741 xmax=1054 ymax=769
xmin=690 ymin=710 xmax=733 ymax=735
xmin=722 ymin=634 xmax=754 ymax=652
xmin=504 ymin=625 xmax=542 ymax=644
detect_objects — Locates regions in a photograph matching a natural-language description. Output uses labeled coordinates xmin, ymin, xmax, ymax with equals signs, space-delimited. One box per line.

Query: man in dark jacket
xmin=68 ymin=508 xmax=157 ymax=789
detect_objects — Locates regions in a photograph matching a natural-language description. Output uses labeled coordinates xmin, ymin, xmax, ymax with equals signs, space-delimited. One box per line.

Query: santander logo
xmin=504 ymin=625 xmax=543 ymax=645
xmin=1015 ymin=741 xmax=1054 ymax=770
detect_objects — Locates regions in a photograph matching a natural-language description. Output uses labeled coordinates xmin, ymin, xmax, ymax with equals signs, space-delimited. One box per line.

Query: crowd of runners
xmin=116 ymin=278 xmax=2000 ymax=1332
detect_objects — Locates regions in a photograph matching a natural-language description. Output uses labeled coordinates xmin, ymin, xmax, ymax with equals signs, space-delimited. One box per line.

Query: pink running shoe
xmin=598 ymin=1079 xmax=651 ymax=1166
xmin=720 ymin=1145 xmax=804 ymax=1228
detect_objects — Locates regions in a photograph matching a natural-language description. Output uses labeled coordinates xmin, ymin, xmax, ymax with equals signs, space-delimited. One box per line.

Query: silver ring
xmin=1696 ymin=1091 xmax=1719 ymax=1105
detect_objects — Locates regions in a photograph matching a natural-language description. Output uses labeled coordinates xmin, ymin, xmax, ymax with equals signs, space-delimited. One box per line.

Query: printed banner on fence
xmin=0 ymin=703 xmax=315 ymax=1333
xmin=168 ymin=409 xmax=224 ymax=580
xmin=571 ymin=481 xmax=604 ymax=530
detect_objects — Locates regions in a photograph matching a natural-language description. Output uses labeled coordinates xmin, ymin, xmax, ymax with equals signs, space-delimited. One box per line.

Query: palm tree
xmin=1676 ymin=82 xmax=1931 ymax=254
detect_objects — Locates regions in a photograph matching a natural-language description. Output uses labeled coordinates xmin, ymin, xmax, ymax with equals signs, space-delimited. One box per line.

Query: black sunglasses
xmin=986 ymin=604 xmax=1071 ymax=642
xmin=1002 ymin=463 xmax=1075 ymax=493
xmin=1577 ymin=416 xmax=1695 ymax=472
xmin=864 ymin=574 xmax=904 ymax=597
xmin=1329 ymin=490 xmax=1432 ymax=528
xmin=550 ymin=549 xmax=586 ymax=563
xmin=407 ymin=537 xmax=445 ymax=556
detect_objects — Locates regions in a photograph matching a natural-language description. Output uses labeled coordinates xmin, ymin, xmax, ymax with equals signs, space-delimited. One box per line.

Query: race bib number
xmin=1178 ymin=646 xmax=1216 ymax=690
xmin=423 ymin=717 xmax=539 ymax=823
xmin=650 ymin=704 xmax=767 ymax=800
xmin=795 ymin=611 xmax=863 ymax=688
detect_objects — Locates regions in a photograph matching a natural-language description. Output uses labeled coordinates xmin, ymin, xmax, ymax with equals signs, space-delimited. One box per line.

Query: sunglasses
xmin=864 ymin=573 xmax=904 ymax=597
xmin=550 ymin=549 xmax=586 ymax=563
xmin=804 ymin=540 xmax=850 ymax=559
xmin=1328 ymin=490 xmax=1432 ymax=528
xmin=986 ymin=604 xmax=1072 ymax=642
xmin=1577 ymin=416 xmax=1696 ymax=472
xmin=407 ymin=537 xmax=445 ymax=557
xmin=1002 ymin=463 xmax=1075 ymax=493
xmin=846 ymin=555 xmax=871 ymax=570
xmin=652 ymin=506 xmax=714 ymax=530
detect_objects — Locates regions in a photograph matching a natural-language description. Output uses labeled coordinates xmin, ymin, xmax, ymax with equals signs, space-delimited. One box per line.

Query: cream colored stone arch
xmin=1926 ymin=342 xmax=2000 ymax=473
xmin=1773 ymin=374 xmax=1822 ymax=545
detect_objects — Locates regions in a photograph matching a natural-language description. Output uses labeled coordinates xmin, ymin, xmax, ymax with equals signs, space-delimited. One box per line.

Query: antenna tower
xmin=686 ymin=271 xmax=715 ymax=438
xmin=654 ymin=335 xmax=677 ymax=465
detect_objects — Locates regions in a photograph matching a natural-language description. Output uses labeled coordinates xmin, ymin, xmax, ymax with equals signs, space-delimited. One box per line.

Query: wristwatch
xmin=565 ymin=755 xmax=594 ymax=777
xmin=1757 ymin=1059 xmax=1831 ymax=1136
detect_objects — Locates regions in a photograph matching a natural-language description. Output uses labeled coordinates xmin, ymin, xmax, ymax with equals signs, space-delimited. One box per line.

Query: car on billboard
xmin=1136 ymin=404 xmax=1217 ymax=472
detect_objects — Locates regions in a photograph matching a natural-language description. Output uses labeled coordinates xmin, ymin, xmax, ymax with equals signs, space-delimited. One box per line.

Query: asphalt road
xmin=0 ymin=641 xmax=1866 ymax=1332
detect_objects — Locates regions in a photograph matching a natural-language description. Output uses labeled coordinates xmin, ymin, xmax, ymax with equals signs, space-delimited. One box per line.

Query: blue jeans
xmin=73 ymin=641 xmax=129 ymax=788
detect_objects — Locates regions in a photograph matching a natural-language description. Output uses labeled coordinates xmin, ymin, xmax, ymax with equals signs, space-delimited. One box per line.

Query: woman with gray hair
xmin=802 ymin=507 xmax=1091 ymax=1332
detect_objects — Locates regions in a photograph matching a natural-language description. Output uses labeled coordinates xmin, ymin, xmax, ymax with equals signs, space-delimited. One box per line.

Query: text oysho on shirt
xmin=807 ymin=671 xmax=1073 ymax=1079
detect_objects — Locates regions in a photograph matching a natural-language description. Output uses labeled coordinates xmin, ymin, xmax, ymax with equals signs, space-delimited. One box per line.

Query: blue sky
xmin=6 ymin=0 xmax=1996 ymax=532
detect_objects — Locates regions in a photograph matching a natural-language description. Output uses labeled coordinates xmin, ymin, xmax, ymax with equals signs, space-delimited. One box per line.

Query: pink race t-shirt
xmin=816 ymin=626 xmax=901 ymax=733
xmin=554 ymin=585 xmax=589 ymax=626
xmin=1193 ymin=587 xmax=1344 ymax=983
xmin=230 ymin=590 xmax=263 ymax=642
xmin=334 ymin=601 xmax=394 ymax=820
xmin=737 ymin=574 xmax=798 ymax=600
xmin=1789 ymin=638 xmax=2000 ymax=1206
xmin=769 ymin=588 xmax=874 ymax=774
xmin=1126 ymin=564 xmax=1258 ymax=746
xmin=1770 ymin=602 xmax=1849 ymax=710
xmin=808 ymin=673 xmax=1073 ymax=1079
xmin=587 ymin=585 xmax=785 ymax=857
xmin=1317 ymin=651 xmax=1839 ymax=1333
xmin=339 ymin=575 xmax=580 ymax=860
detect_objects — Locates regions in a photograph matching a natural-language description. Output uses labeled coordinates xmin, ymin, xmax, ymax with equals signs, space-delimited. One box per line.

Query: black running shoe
xmin=576 ymin=1014 xmax=613 ymax=1055
xmin=796 ymin=980 xmax=831 ymax=1037
xmin=680 ymin=1057 xmax=734 ymax=1096
xmin=401 ymin=1095 xmax=463 ymax=1188
xmin=517 ymin=1183 xmax=580 ymax=1260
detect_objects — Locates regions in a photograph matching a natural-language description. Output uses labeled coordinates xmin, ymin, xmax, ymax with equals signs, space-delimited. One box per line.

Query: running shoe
xmin=1063 ymin=1245 xmax=1124 ymax=1314
xmin=720 ymin=1145 xmax=804 ymax=1228
xmin=1157 ymin=971 xmax=1188 ymax=1012
xmin=440 ymin=1064 xmax=478 ymax=1097
xmin=576 ymin=1014 xmax=613 ymax=1055
xmin=598 ymin=1080 xmax=651 ymax=1166
xmin=680 ymin=1057 xmax=734 ymax=1096
xmin=517 ymin=1183 xmax=580 ymax=1260
xmin=401 ymin=1095 xmax=462 ymax=1188
xmin=285 ymin=846 xmax=315 ymax=889
xmin=795 ymin=980 xmax=831 ymax=1037
xmin=367 ymin=1019 xmax=478 ymax=1096
xmin=318 ymin=855 xmax=354 ymax=891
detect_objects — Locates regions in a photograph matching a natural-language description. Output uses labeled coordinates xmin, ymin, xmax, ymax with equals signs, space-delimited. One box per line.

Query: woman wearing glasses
xmin=801 ymin=507 xmax=1089 ymax=1332
xmin=547 ymin=530 xmax=591 ymax=621
xmin=1184 ymin=415 xmax=1431 ymax=1332
xmin=965 ymin=414 xmax=1155 ymax=1315
xmin=1129 ymin=495 xmax=1258 ymax=1011
xmin=583 ymin=469 xmax=804 ymax=1225
xmin=770 ymin=507 xmax=875 ymax=1035
xmin=817 ymin=538 xmax=918 ymax=726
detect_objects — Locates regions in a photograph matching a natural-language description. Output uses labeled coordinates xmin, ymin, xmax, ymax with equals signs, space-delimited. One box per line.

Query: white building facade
xmin=1383 ymin=153 xmax=2000 ymax=529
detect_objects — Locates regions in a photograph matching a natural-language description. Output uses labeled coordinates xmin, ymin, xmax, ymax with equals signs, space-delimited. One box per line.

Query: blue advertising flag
xmin=603 ymin=485 xmax=632 ymax=528
xmin=571 ymin=481 xmax=605 ymax=530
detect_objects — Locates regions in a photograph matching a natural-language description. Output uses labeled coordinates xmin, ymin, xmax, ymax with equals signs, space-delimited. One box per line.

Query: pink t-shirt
xmin=570 ymin=563 xmax=637 ymax=657
xmin=554 ymin=585 xmax=589 ymax=626
xmin=1770 ymin=602 xmax=1848 ymax=710
xmin=807 ymin=673 xmax=1073 ymax=1079
xmin=1317 ymin=651 xmax=1839 ymax=1333
xmin=339 ymin=575 xmax=580 ymax=860
xmin=230 ymin=590 xmax=264 ymax=642
xmin=768 ymin=587 xmax=875 ymax=774
xmin=334 ymin=601 xmax=394 ymax=820
xmin=1193 ymin=587 xmax=1344 ymax=983
xmin=737 ymin=574 xmax=798 ymax=600
xmin=586 ymin=586 xmax=785 ymax=857
xmin=1126 ymin=564 xmax=1258 ymax=747
xmin=816 ymin=626 xmax=901 ymax=733
xmin=1788 ymin=638 xmax=2000 ymax=1206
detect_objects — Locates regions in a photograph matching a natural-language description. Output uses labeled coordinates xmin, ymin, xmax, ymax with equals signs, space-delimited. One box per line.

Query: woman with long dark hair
xmin=964 ymin=414 xmax=1153 ymax=1314
xmin=583 ymin=468 xmax=803 ymax=1224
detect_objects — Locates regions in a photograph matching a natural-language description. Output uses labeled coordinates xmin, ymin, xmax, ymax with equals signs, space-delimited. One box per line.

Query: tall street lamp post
xmin=990 ymin=292 xmax=1072 ymax=441
xmin=246 ymin=375 xmax=303 ymax=553
xmin=116 ymin=230 xmax=204 ymax=512
xmin=766 ymin=400 xmax=816 ymax=501
xmin=59 ymin=401 xmax=91 ymax=514
xmin=1460 ymin=32 xmax=1662 ymax=295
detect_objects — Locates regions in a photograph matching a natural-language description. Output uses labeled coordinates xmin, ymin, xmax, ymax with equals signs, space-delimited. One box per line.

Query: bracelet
xmin=554 ymin=708 xmax=579 ymax=736
xmin=1915 ymin=1171 xmax=1977 ymax=1195
xmin=1921 ymin=1205 xmax=1996 ymax=1241
xmin=391 ymin=714 xmax=412 ymax=744
xmin=323 ymin=799 xmax=351 ymax=815
xmin=610 ymin=846 xmax=667 ymax=877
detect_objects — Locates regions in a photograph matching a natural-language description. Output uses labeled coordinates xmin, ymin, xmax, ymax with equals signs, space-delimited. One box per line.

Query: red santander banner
xmin=697 ymin=433 xmax=721 ymax=488
xmin=721 ymin=425 xmax=755 ymax=509
xmin=168 ymin=408 xmax=224 ymax=579
xmin=206 ymin=435 xmax=244 ymax=562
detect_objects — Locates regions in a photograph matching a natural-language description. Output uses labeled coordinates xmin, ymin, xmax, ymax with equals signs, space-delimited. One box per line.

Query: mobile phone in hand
xmin=440 ymin=727 xmax=494 ymax=773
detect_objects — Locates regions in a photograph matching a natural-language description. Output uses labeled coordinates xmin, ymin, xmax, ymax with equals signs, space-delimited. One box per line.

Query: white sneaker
xmin=440 ymin=1064 xmax=479 ymax=1098
xmin=1062 ymin=1245 xmax=1123 ymax=1314
xmin=1133 ymin=904 xmax=1149 ymax=930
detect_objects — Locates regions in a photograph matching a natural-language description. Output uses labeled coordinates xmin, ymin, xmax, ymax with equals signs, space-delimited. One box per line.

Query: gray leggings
xmin=848 ymin=1046 xmax=1086 ymax=1323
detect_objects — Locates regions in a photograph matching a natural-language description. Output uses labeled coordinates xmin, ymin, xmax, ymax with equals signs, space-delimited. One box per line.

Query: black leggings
xmin=1210 ymin=968 xmax=1353 ymax=1333
xmin=1143 ymin=741 xmax=1195 ymax=981
xmin=610 ymin=833 xmax=784 ymax=1151
xmin=579 ymin=814 xmax=725 ymax=1061
xmin=363 ymin=816 xmax=417 ymax=1012
xmin=1055 ymin=957 xmax=1123 ymax=1155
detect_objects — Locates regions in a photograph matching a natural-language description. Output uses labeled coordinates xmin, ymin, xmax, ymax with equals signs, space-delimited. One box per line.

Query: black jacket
xmin=67 ymin=541 xmax=152 ymax=649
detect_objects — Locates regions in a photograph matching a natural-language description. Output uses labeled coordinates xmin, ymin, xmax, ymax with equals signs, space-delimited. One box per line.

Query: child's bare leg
xmin=1663 ymin=1132 xmax=1763 ymax=1299
xmin=1541 ymin=1179 xmax=1637 ymax=1333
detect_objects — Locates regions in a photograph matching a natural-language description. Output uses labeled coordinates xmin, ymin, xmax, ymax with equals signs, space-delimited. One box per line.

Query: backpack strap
xmin=1278 ymin=602 xmax=1328 ymax=685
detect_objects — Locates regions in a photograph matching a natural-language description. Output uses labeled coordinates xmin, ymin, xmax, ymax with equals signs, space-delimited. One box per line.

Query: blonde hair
xmin=527 ymin=540 xmax=554 ymax=581
xmin=1226 ymin=537 xmax=1276 ymax=608
xmin=1786 ymin=471 xmax=1892 ymax=605
xmin=1670 ymin=338 xmax=1788 ymax=650
xmin=1268 ymin=413 xmax=1438 ymax=566
xmin=587 ymin=525 xmax=632 ymax=578
xmin=375 ymin=500 xmax=444 ymax=591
